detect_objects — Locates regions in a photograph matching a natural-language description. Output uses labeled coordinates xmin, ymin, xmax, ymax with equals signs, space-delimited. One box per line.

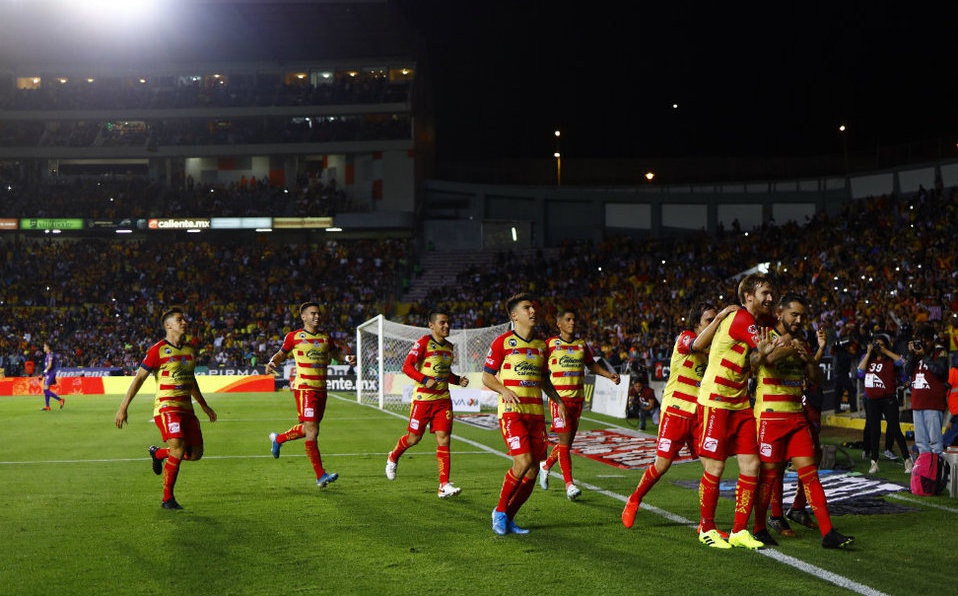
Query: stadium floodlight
xmin=62 ymin=0 xmax=159 ymax=16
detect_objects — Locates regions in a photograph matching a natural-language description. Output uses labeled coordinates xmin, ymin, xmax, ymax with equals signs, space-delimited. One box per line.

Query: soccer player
xmin=266 ymin=301 xmax=353 ymax=489
xmin=483 ymin=292 xmax=566 ymax=535
xmin=385 ymin=308 xmax=470 ymax=498
xmin=40 ymin=341 xmax=64 ymax=410
xmin=751 ymin=293 xmax=854 ymax=549
xmin=114 ymin=307 xmax=217 ymax=510
xmin=695 ymin=273 xmax=776 ymax=550
xmin=621 ymin=302 xmax=739 ymax=529
xmin=538 ymin=306 xmax=620 ymax=501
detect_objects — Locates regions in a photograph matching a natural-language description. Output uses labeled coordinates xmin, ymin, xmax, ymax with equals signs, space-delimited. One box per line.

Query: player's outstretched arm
xmin=192 ymin=386 xmax=217 ymax=423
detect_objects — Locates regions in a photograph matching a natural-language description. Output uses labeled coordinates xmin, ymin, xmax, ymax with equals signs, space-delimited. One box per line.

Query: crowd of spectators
xmin=0 ymin=174 xmax=355 ymax=219
xmin=0 ymin=237 xmax=409 ymax=376
xmin=1 ymin=181 xmax=955 ymax=381
xmin=411 ymin=183 xmax=958 ymax=375
xmin=2 ymin=75 xmax=410 ymax=112
xmin=2 ymin=113 xmax=411 ymax=149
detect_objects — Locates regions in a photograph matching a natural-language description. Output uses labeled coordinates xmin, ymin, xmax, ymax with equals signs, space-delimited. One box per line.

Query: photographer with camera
xmin=905 ymin=323 xmax=949 ymax=458
xmin=857 ymin=333 xmax=911 ymax=473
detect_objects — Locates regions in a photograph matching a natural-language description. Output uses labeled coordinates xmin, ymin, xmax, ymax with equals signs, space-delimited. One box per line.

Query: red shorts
xmin=549 ymin=398 xmax=584 ymax=433
xmin=407 ymin=399 xmax=453 ymax=434
xmin=655 ymin=408 xmax=697 ymax=459
xmin=757 ymin=412 xmax=816 ymax=463
xmin=294 ymin=388 xmax=328 ymax=423
xmin=499 ymin=413 xmax=548 ymax=460
xmin=154 ymin=410 xmax=203 ymax=447
xmin=696 ymin=406 xmax=758 ymax=460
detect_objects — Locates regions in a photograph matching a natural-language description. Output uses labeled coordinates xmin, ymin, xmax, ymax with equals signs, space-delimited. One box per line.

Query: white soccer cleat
xmin=538 ymin=462 xmax=549 ymax=490
xmin=385 ymin=457 xmax=398 ymax=480
xmin=565 ymin=483 xmax=582 ymax=501
xmin=437 ymin=482 xmax=462 ymax=498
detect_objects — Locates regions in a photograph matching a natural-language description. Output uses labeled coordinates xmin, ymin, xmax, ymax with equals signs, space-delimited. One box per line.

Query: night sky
xmin=1 ymin=1 xmax=954 ymax=166
xmin=396 ymin=1 xmax=958 ymax=162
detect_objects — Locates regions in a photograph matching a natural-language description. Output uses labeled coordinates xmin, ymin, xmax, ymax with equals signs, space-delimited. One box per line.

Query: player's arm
xmin=330 ymin=341 xmax=357 ymax=367
xmin=402 ymin=338 xmax=436 ymax=388
xmin=796 ymin=341 xmax=825 ymax=386
xmin=587 ymin=361 xmax=620 ymax=385
xmin=191 ymin=385 xmax=217 ymax=423
xmin=691 ymin=304 xmax=740 ymax=352
xmin=449 ymin=370 xmax=468 ymax=387
xmin=584 ymin=342 xmax=620 ymax=384
xmin=483 ymin=371 xmax=518 ymax=403
xmin=115 ymin=366 xmax=151 ymax=429
xmin=748 ymin=326 xmax=786 ymax=368
xmin=265 ymin=348 xmax=289 ymax=374
xmin=541 ymin=372 xmax=568 ymax=420
xmin=813 ymin=327 xmax=827 ymax=364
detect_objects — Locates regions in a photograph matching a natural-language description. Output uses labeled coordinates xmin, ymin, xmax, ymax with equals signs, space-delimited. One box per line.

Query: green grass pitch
xmin=1 ymin=392 xmax=955 ymax=595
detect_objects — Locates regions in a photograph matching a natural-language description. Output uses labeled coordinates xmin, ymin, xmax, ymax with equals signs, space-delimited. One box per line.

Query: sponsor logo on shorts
xmin=760 ymin=442 xmax=773 ymax=457
xmin=169 ymin=422 xmax=181 ymax=433
xmin=304 ymin=407 xmax=315 ymax=418
xmin=703 ymin=437 xmax=718 ymax=452
xmin=658 ymin=437 xmax=672 ymax=452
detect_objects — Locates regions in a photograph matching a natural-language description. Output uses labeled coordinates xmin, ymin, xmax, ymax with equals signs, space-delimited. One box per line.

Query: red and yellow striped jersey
xmin=698 ymin=309 xmax=760 ymax=410
xmin=140 ymin=338 xmax=197 ymax=417
xmin=403 ymin=334 xmax=458 ymax=401
xmin=545 ymin=336 xmax=596 ymax=401
xmin=280 ymin=328 xmax=331 ymax=391
xmin=661 ymin=330 xmax=706 ymax=416
xmin=753 ymin=329 xmax=807 ymax=414
xmin=484 ymin=330 xmax=548 ymax=418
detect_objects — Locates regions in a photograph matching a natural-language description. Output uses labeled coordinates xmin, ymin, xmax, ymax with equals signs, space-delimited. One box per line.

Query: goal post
xmin=355 ymin=314 xmax=510 ymax=412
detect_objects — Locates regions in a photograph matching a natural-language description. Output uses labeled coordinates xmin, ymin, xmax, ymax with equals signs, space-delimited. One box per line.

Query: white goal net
xmin=355 ymin=314 xmax=510 ymax=412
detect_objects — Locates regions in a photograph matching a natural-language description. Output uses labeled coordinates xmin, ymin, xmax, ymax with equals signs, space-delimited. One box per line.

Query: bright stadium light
xmin=55 ymin=0 xmax=161 ymax=31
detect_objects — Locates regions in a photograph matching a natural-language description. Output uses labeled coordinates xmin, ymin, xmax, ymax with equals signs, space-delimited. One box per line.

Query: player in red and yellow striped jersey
xmin=752 ymin=294 xmax=854 ymax=549
xmin=266 ymin=302 xmax=354 ymax=489
xmin=539 ymin=307 xmax=620 ymax=501
xmin=621 ymin=302 xmax=739 ymax=528
xmin=115 ymin=307 xmax=217 ymax=510
xmin=483 ymin=293 xmax=566 ymax=535
xmin=694 ymin=273 xmax=777 ymax=550
xmin=385 ymin=309 xmax=469 ymax=498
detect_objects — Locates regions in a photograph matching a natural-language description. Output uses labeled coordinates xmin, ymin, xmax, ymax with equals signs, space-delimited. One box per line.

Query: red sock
xmin=542 ymin=445 xmax=558 ymax=470
xmin=698 ymin=471 xmax=721 ymax=532
xmin=162 ymin=455 xmax=181 ymax=502
xmin=797 ymin=465 xmax=833 ymax=535
xmin=792 ymin=479 xmax=808 ymax=510
xmin=437 ymin=445 xmax=451 ymax=485
xmin=506 ymin=476 xmax=536 ymax=519
xmin=770 ymin=466 xmax=785 ymax=518
xmin=279 ymin=424 xmax=304 ymax=444
xmin=389 ymin=435 xmax=411 ymax=462
xmin=556 ymin=444 xmax=574 ymax=484
xmin=732 ymin=474 xmax=757 ymax=533
xmin=753 ymin=468 xmax=778 ymax=533
xmin=156 ymin=447 xmax=170 ymax=460
xmin=630 ymin=464 xmax=661 ymax=506
xmin=495 ymin=469 xmax=522 ymax=513
xmin=305 ymin=440 xmax=325 ymax=479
